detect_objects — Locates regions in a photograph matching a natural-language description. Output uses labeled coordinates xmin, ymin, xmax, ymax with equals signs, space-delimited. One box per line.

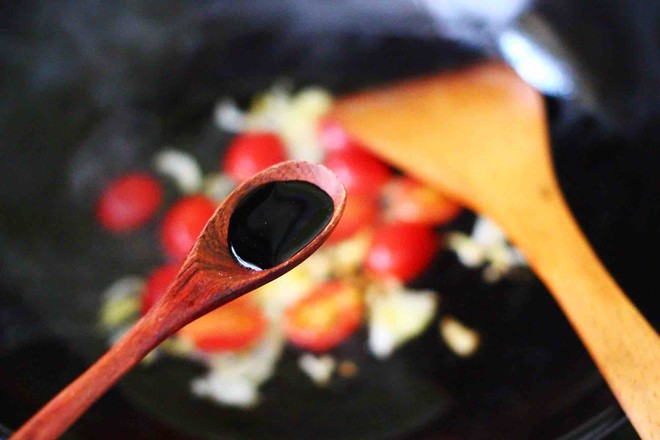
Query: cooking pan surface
xmin=1 ymin=4 xmax=658 ymax=438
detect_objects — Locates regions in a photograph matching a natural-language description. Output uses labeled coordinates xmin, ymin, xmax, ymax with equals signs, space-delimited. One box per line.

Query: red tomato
xmin=326 ymin=194 xmax=378 ymax=244
xmin=97 ymin=173 xmax=162 ymax=232
xmin=178 ymin=297 xmax=267 ymax=352
xmin=160 ymin=195 xmax=216 ymax=260
xmin=283 ymin=281 xmax=364 ymax=352
xmin=141 ymin=264 xmax=180 ymax=315
xmin=364 ymin=222 xmax=438 ymax=282
xmin=222 ymin=132 xmax=288 ymax=183
xmin=323 ymin=149 xmax=392 ymax=198
xmin=317 ymin=119 xmax=362 ymax=153
xmin=383 ymin=177 xmax=462 ymax=226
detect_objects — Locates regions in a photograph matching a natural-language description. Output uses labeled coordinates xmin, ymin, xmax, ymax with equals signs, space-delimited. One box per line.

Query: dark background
xmin=1 ymin=1 xmax=658 ymax=439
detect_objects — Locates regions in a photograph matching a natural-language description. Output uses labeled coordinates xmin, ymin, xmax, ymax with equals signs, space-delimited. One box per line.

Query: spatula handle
xmin=507 ymin=188 xmax=660 ymax=439
xmin=330 ymin=61 xmax=659 ymax=438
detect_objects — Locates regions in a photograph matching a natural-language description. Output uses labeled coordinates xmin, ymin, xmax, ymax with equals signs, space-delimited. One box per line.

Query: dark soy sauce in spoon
xmin=228 ymin=180 xmax=334 ymax=270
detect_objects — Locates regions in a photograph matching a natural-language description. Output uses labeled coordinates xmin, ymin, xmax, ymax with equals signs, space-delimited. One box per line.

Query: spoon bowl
xmin=329 ymin=63 xmax=660 ymax=439
xmin=11 ymin=160 xmax=346 ymax=440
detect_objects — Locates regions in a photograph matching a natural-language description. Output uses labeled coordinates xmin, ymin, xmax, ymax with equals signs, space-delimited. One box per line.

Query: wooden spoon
xmin=11 ymin=160 xmax=346 ymax=440
xmin=329 ymin=63 xmax=660 ymax=439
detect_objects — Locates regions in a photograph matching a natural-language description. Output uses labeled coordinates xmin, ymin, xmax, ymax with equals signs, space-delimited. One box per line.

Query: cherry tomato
xmin=317 ymin=119 xmax=362 ymax=153
xmin=97 ymin=173 xmax=162 ymax=232
xmin=178 ymin=297 xmax=267 ymax=352
xmin=283 ymin=281 xmax=364 ymax=352
xmin=383 ymin=177 xmax=462 ymax=226
xmin=160 ymin=195 xmax=216 ymax=260
xmin=364 ymin=222 xmax=438 ymax=282
xmin=326 ymin=194 xmax=378 ymax=244
xmin=222 ymin=132 xmax=288 ymax=183
xmin=141 ymin=264 xmax=180 ymax=315
xmin=323 ymin=149 xmax=392 ymax=198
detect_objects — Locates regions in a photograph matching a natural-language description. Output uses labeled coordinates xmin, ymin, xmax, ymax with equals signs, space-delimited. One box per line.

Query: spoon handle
xmin=500 ymin=182 xmax=660 ymax=439
xmin=10 ymin=161 xmax=346 ymax=440
xmin=9 ymin=307 xmax=172 ymax=440
xmin=10 ymin=262 xmax=226 ymax=440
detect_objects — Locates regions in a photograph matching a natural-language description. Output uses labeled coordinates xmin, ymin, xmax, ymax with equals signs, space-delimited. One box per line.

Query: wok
xmin=0 ymin=1 xmax=658 ymax=438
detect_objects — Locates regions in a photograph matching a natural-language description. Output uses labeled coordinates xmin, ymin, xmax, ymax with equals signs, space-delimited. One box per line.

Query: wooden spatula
xmin=330 ymin=63 xmax=659 ymax=439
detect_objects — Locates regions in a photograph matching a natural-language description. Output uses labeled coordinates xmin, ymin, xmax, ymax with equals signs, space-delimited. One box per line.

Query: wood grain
xmin=330 ymin=63 xmax=660 ymax=439
xmin=11 ymin=160 xmax=346 ymax=440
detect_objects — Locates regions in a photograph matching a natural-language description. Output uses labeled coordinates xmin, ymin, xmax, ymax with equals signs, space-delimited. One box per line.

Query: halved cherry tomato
xmin=364 ymin=222 xmax=438 ymax=282
xmin=383 ymin=177 xmax=462 ymax=226
xmin=141 ymin=264 xmax=180 ymax=315
xmin=317 ymin=119 xmax=362 ymax=153
xmin=97 ymin=172 xmax=162 ymax=232
xmin=160 ymin=195 xmax=216 ymax=260
xmin=283 ymin=281 xmax=364 ymax=352
xmin=222 ymin=132 xmax=288 ymax=183
xmin=178 ymin=297 xmax=267 ymax=352
xmin=326 ymin=194 xmax=378 ymax=244
xmin=323 ymin=149 xmax=392 ymax=198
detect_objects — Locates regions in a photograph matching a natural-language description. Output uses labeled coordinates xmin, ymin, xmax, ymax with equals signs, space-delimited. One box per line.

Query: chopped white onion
xmin=440 ymin=316 xmax=480 ymax=357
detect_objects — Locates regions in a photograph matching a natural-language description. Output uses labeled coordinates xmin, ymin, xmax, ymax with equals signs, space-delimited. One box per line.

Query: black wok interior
xmin=1 ymin=1 xmax=658 ymax=439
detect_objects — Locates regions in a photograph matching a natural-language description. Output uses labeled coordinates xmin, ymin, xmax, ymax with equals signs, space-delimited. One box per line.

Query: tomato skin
xmin=364 ymin=222 xmax=438 ymax=282
xmin=141 ymin=264 xmax=180 ymax=315
xmin=317 ymin=119 xmax=362 ymax=153
xmin=326 ymin=194 xmax=378 ymax=244
xmin=383 ymin=177 xmax=462 ymax=226
xmin=97 ymin=173 xmax=163 ymax=232
xmin=178 ymin=297 xmax=267 ymax=352
xmin=222 ymin=132 xmax=288 ymax=183
xmin=323 ymin=149 xmax=392 ymax=198
xmin=283 ymin=281 xmax=364 ymax=352
xmin=160 ymin=195 xmax=216 ymax=260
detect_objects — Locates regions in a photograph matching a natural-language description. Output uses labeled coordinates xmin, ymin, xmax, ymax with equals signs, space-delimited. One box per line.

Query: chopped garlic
xmin=102 ymin=275 xmax=144 ymax=300
xmin=440 ymin=316 xmax=480 ymax=357
xmin=279 ymin=87 xmax=332 ymax=162
xmin=192 ymin=374 xmax=258 ymax=409
xmin=191 ymin=326 xmax=285 ymax=408
xmin=447 ymin=232 xmax=486 ymax=268
xmin=471 ymin=216 xmax=507 ymax=247
xmin=298 ymin=247 xmax=334 ymax=282
xmin=243 ymin=82 xmax=294 ymax=132
xmin=99 ymin=276 xmax=143 ymax=327
xmin=215 ymin=84 xmax=331 ymax=163
xmin=366 ymin=282 xmax=439 ymax=359
xmin=202 ymin=172 xmax=235 ymax=203
xmin=447 ymin=216 xmax=527 ymax=282
xmin=323 ymin=230 xmax=372 ymax=277
xmin=298 ymin=353 xmax=336 ymax=386
xmin=153 ymin=149 xmax=203 ymax=194
xmin=160 ymin=336 xmax=196 ymax=356
xmin=252 ymin=266 xmax=317 ymax=320
xmin=214 ymin=98 xmax=246 ymax=133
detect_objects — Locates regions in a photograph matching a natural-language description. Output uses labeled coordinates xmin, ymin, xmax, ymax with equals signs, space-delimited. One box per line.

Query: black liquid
xmin=228 ymin=180 xmax=334 ymax=270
